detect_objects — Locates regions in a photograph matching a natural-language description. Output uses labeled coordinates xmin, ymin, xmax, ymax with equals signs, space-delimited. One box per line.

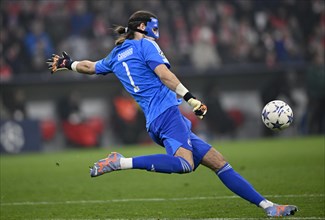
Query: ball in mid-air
xmin=261 ymin=100 xmax=293 ymax=131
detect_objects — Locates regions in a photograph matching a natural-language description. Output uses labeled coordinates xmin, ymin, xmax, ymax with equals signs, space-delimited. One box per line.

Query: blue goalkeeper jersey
xmin=95 ymin=38 xmax=181 ymax=129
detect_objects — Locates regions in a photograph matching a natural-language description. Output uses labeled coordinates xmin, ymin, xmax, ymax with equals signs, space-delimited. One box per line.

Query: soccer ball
xmin=261 ymin=100 xmax=293 ymax=131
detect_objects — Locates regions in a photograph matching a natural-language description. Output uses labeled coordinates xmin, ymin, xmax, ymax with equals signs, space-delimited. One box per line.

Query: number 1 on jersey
xmin=122 ymin=62 xmax=140 ymax=92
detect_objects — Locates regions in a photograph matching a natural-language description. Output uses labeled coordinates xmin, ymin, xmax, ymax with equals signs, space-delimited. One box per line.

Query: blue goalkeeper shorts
xmin=148 ymin=105 xmax=212 ymax=170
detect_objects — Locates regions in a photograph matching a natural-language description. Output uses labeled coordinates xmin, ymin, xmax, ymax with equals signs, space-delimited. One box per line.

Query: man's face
xmin=144 ymin=17 xmax=159 ymax=39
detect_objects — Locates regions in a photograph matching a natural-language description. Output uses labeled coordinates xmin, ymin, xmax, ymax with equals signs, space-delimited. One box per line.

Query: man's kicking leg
xmin=201 ymin=147 xmax=298 ymax=217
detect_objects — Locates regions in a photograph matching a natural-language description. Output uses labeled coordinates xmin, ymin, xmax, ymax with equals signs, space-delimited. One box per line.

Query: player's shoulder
xmin=141 ymin=38 xmax=161 ymax=49
xmin=123 ymin=38 xmax=160 ymax=50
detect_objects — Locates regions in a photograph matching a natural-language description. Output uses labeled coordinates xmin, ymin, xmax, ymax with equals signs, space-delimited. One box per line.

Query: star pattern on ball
xmin=273 ymin=104 xmax=281 ymax=112
xmin=262 ymin=109 xmax=270 ymax=121
xmin=287 ymin=114 xmax=294 ymax=124
xmin=271 ymin=120 xmax=284 ymax=129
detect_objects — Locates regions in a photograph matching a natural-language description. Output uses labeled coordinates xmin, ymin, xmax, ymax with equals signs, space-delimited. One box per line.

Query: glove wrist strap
xmin=184 ymin=92 xmax=196 ymax=102
xmin=71 ymin=61 xmax=79 ymax=71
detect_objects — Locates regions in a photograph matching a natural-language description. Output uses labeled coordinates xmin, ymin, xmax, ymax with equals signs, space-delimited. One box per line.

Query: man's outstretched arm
xmin=47 ymin=52 xmax=96 ymax=75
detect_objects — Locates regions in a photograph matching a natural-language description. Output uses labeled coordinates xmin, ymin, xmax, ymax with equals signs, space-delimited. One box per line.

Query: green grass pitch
xmin=1 ymin=136 xmax=324 ymax=219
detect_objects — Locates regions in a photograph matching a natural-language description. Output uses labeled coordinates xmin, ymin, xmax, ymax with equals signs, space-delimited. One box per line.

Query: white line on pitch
xmin=0 ymin=194 xmax=323 ymax=206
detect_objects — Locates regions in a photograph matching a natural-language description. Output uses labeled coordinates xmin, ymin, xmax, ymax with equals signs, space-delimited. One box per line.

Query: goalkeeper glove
xmin=47 ymin=51 xmax=73 ymax=74
xmin=184 ymin=92 xmax=207 ymax=119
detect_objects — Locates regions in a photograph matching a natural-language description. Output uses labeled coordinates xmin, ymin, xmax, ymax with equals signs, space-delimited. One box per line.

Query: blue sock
xmin=132 ymin=154 xmax=192 ymax=174
xmin=217 ymin=163 xmax=265 ymax=206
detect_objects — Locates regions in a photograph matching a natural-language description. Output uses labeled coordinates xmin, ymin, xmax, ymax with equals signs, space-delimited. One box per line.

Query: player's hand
xmin=187 ymin=98 xmax=207 ymax=119
xmin=47 ymin=51 xmax=73 ymax=74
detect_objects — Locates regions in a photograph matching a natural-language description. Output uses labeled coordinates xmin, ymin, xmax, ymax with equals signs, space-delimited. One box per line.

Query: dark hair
xmin=114 ymin=10 xmax=157 ymax=45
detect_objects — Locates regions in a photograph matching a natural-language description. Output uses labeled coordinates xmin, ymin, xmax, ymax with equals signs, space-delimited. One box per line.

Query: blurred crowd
xmin=0 ymin=0 xmax=324 ymax=148
xmin=1 ymin=0 xmax=324 ymax=78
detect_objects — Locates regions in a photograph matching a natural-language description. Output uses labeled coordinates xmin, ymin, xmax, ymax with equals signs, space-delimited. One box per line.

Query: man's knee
xmin=177 ymin=156 xmax=193 ymax=173
xmin=201 ymin=147 xmax=227 ymax=172
xmin=174 ymin=147 xmax=194 ymax=173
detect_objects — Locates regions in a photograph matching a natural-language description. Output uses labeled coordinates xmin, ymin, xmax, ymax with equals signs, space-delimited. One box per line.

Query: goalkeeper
xmin=47 ymin=10 xmax=297 ymax=217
